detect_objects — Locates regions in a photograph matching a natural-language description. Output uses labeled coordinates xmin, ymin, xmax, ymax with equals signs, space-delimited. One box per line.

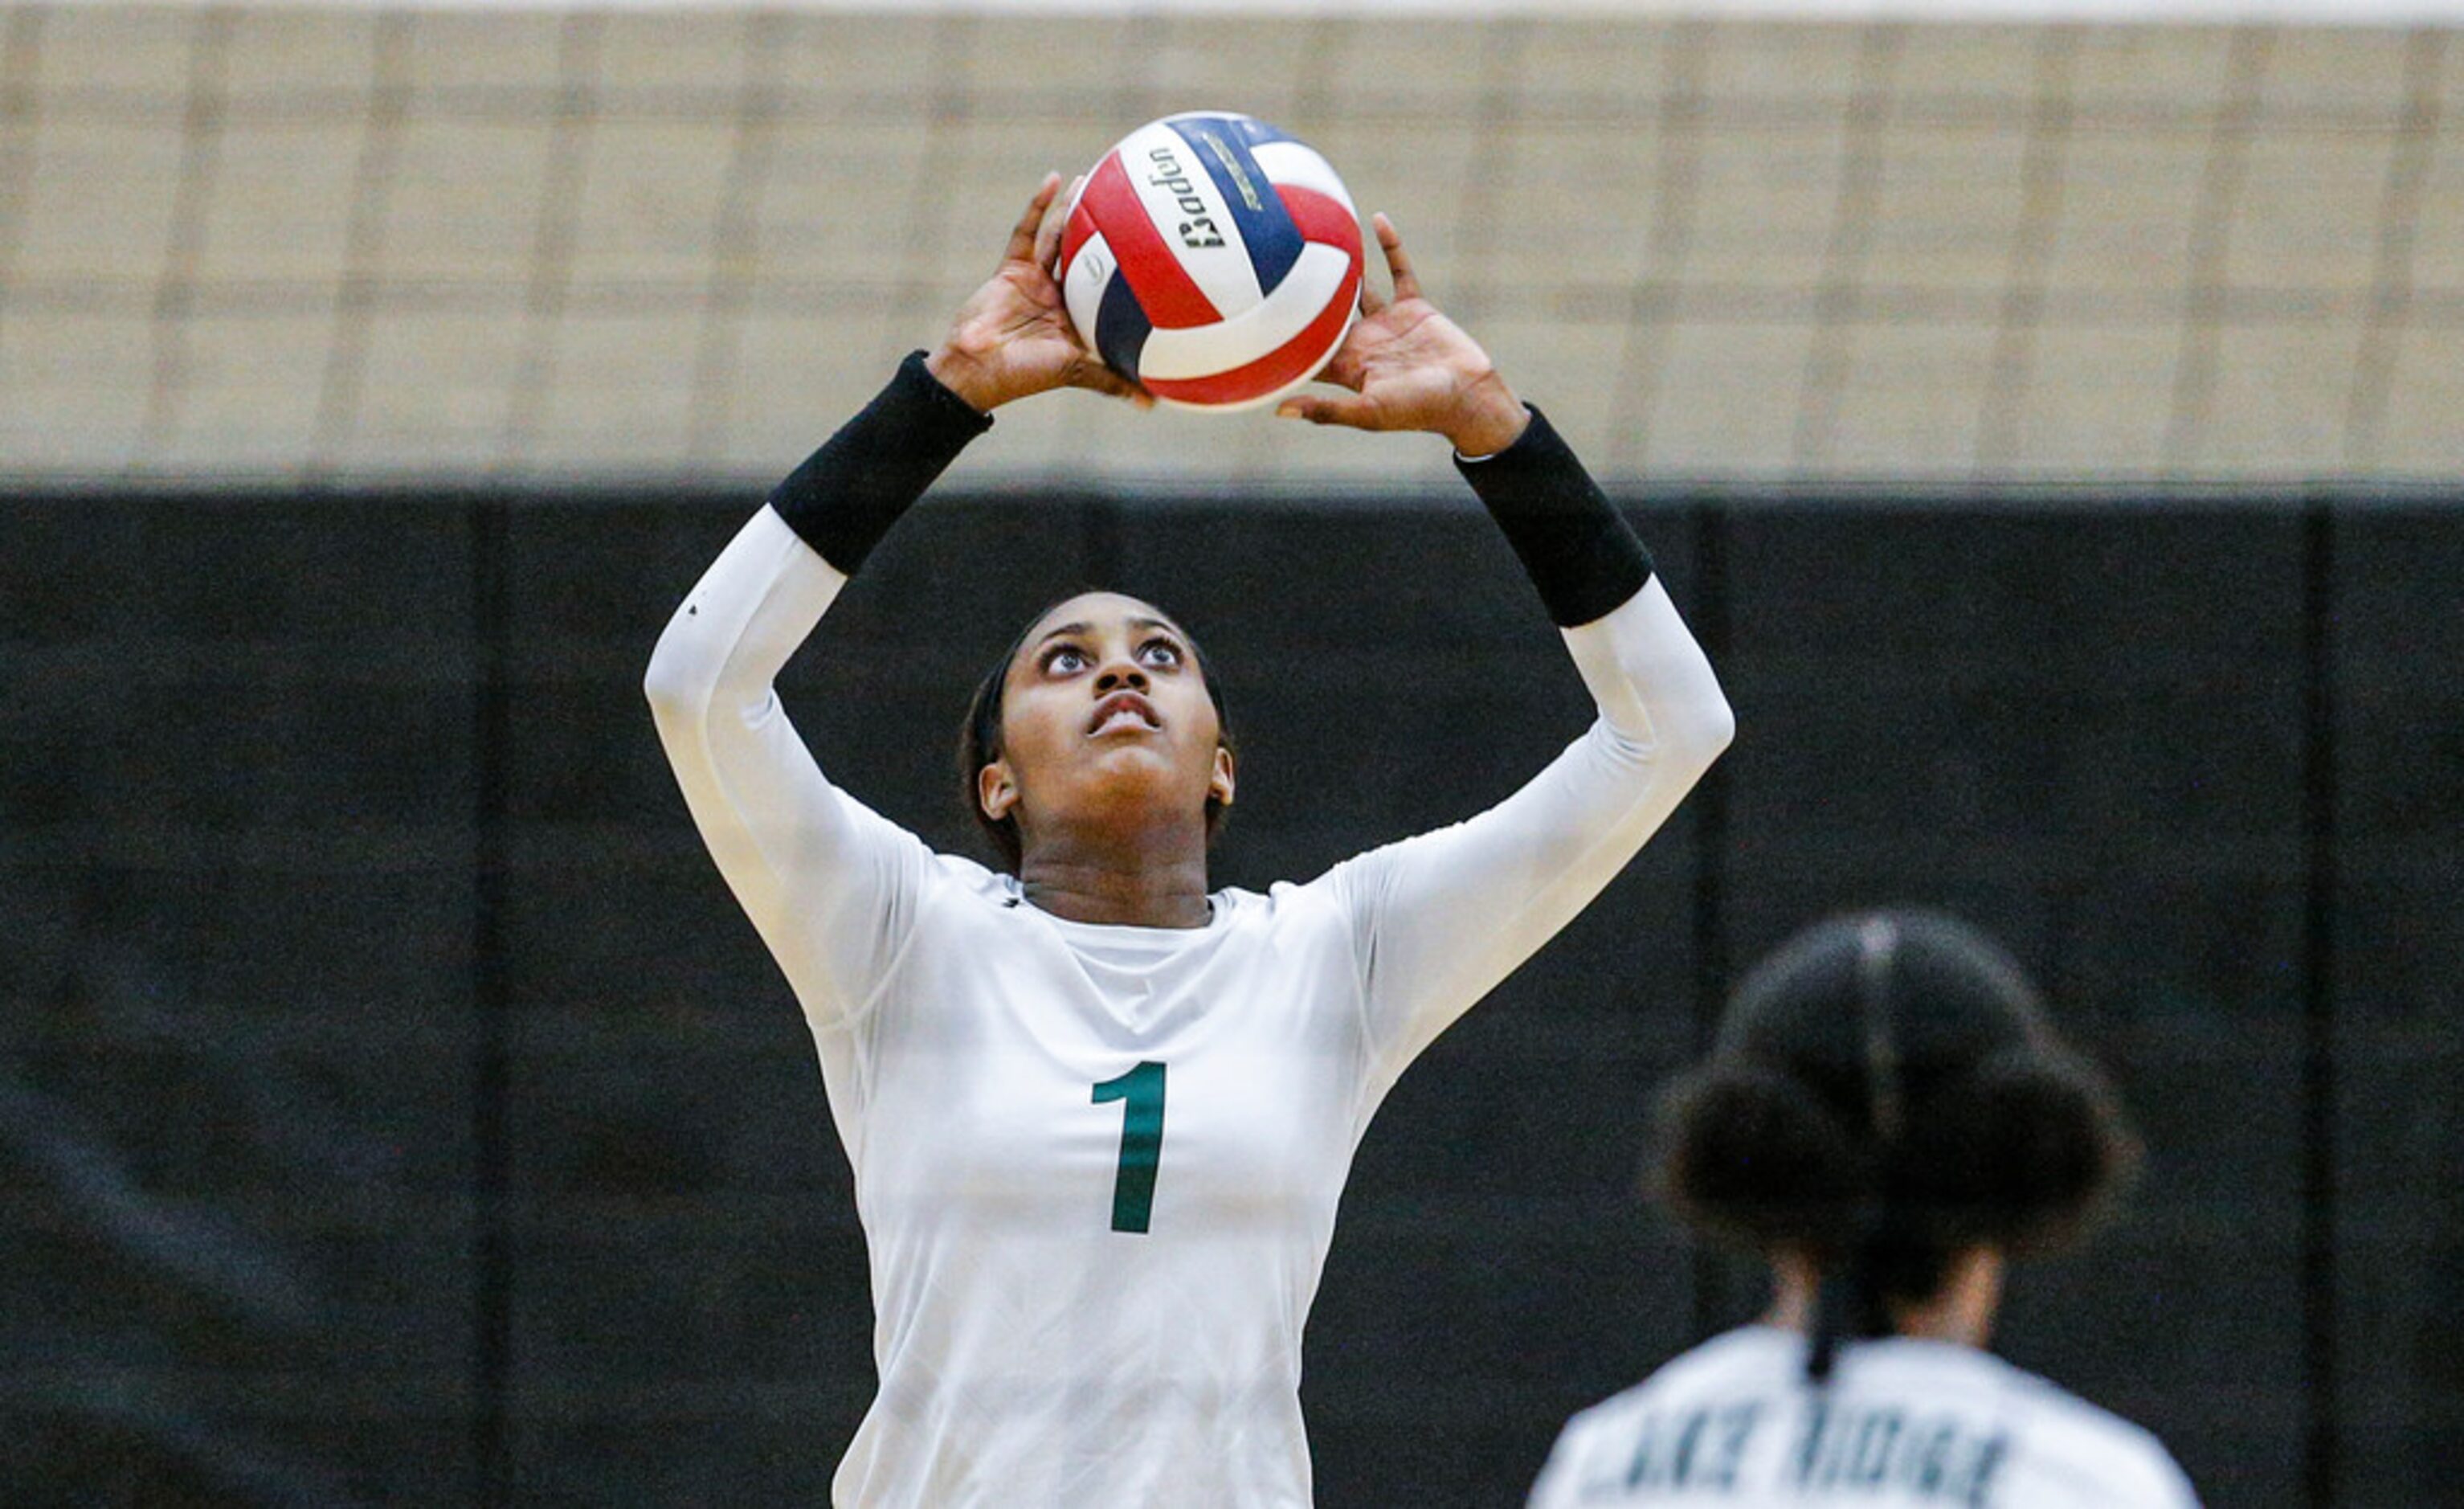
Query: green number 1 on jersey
xmin=1091 ymin=1061 xmax=1166 ymax=1233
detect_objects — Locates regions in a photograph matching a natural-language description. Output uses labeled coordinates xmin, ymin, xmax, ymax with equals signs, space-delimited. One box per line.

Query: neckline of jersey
xmin=1022 ymin=892 xmax=1231 ymax=943
xmin=1735 ymin=1322 xmax=1999 ymax=1371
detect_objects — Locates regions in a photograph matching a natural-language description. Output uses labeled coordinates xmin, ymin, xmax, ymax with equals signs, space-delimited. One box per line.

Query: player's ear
xmin=1209 ymin=744 xmax=1236 ymax=808
xmin=979 ymin=759 xmax=1020 ymax=822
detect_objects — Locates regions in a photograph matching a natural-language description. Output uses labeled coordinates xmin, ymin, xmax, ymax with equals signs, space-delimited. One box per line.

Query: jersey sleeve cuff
xmin=766 ymin=350 xmax=996 ymax=575
xmin=1454 ymin=405 xmax=1655 ymax=628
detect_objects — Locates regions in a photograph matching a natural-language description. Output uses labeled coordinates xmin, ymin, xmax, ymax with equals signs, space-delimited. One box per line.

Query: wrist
xmin=923 ymin=345 xmax=1001 ymax=415
xmin=766 ymin=351 xmax=993 ymax=575
xmin=1445 ymin=374 xmax=1530 ymax=459
xmin=1452 ymin=405 xmax=1653 ymax=628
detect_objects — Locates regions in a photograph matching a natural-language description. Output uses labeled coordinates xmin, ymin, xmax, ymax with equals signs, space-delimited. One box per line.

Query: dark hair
xmin=1655 ymin=910 xmax=2140 ymax=1381
xmin=957 ymin=593 xmax=1236 ymax=874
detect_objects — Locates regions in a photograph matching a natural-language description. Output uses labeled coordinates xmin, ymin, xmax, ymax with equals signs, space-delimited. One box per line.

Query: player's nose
xmin=1093 ymin=647 xmax=1149 ymax=693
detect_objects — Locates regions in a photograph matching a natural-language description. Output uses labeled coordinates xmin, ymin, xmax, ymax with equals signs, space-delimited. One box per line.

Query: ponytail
xmin=1804 ymin=918 xmax=1905 ymax=1382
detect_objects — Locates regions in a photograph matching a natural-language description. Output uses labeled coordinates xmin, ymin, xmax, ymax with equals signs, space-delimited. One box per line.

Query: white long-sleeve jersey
xmin=644 ymin=503 xmax=1733 ymax=1508
xmin=1526 ymin=1327 xmax=2200 ymax=1509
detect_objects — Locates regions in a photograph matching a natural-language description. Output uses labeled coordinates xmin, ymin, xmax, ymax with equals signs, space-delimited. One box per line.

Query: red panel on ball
xmin=1274 ymin=184 xmax=1363 ymax=264
xmin=1140 ymin=260 xmax=1362 ymax=407
xmin=1077 ymin=151 xmax=1222 ymax=330
xmin=1059 ymin=198 xmax=1099 ymax=278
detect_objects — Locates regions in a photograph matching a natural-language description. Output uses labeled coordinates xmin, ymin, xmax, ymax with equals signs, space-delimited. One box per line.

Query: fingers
xmin=1036 ymin=174 xmax=1085 ymax=276
xmin=1356 ymin=218 xmax=1389 ymax=315
xmin=1006 ymin=172 xmax=1063 ymax=268
xmin=1372 ymin=213 xmax=1421 ymax=304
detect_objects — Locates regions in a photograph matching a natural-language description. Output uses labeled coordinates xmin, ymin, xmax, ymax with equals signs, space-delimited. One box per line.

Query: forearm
xmin=651 ymin=353 xmax=990 ymax=717
xmin=1455 ymin=405 xmax=1654 ymax=632
xmin=1450 ymin=436 xmax=1733 ymax=954
xmin=1563 ymin=575 xmax=1733 ymax=779
xmin=766 ymin=350 xmax=995 ymax=574
xmin=644 ymin=505 xmax=846 ymax=746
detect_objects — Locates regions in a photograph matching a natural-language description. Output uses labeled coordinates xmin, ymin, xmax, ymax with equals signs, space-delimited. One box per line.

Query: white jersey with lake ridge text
xmin=1527 ymin=1327 xmax=2200 ymax=1509
xmin=644 ymin=504 xmax=1733 ymax=1508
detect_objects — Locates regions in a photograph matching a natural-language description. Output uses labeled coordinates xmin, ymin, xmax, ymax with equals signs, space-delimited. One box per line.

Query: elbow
xmin=642 ymin=616 xmax=710 ymax=724
xmin=1678 ymin=688 xmax=1737 ymax=782
xmin=644 ymin=606 xmax=776 ymax=756
xmin=1694 ymin=693 xmax=1738 ymax=767
xmin=1641 ymin=686 xmax=1734 ymax=790
xmin=1593 ymin=690 xmax=1732 ymax=791
xmin=642 ymin=640 xmax=685 ymax=718
xmin=1612 ymin=673 xmax=1735 ymax=781
xmin=1667 ymin=642 xmax=1737 ymax=776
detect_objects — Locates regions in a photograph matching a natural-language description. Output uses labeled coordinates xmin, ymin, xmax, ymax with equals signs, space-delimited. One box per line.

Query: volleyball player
xmin=1526 ymin=910 xmax=2200 ymax=1508
xmin=644 ymin=173 xmax=1732 ymax=1507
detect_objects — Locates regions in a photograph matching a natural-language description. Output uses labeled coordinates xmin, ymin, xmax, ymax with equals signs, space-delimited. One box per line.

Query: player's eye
xmin=1040 ymin=644 xmax=1089 ymax=674
xmin=1138 ymin=638 xmax=1184 ymax=669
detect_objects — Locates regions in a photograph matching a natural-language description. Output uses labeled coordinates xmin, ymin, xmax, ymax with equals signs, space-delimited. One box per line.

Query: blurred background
xmin=2 ymin=0 xmax=2457 ymax=1504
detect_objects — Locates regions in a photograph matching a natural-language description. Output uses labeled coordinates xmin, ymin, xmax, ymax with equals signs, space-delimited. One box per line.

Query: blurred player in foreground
xmin=1527 ymin=910 xmax=2200 ymax=1508
xmin=643 ymin=174 xmax=1733 ymax=1507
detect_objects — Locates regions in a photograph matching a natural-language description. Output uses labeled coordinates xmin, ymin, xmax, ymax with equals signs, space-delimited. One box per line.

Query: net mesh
xmin=0 ymin=4 xmax=2455 ymax=485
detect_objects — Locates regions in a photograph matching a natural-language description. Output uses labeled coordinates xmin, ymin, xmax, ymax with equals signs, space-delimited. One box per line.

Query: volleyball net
xmin=0 ymin=0 xmax=2455 ymax=488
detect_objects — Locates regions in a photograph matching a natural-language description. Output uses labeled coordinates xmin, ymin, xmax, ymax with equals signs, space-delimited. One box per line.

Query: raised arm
xmin=644 ymin=359 xmax=982 ymax=1025
xmin=1283 ymin=215 xmax=1734 ymax=1085
xmin=647 ymin=176 xmax=1133 ymax=1024
xmin=1325 ymin=417 xmax=1730 ymax=1084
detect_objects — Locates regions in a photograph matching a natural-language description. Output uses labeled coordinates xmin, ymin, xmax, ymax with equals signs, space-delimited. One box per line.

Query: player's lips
xmin=1087 ymin=691 xmax=1162 ymax=737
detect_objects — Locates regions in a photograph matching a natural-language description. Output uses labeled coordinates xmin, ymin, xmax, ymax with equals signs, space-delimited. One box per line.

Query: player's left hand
xmin=1274 ymin=213 xmax=1530 ymax=458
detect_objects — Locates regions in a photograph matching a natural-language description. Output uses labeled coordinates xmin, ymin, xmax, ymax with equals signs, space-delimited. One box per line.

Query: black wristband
xmin=767 ymin=350 xmax=995 ymax=574
xmin=1454 ymin=406 xmax=1654 ymax=628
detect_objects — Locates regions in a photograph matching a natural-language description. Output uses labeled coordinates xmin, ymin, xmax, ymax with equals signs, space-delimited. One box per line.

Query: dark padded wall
xmin=2329 ymin=511 xmax=2464 ymax=1508
xmin=4 ymin=489 xmax=2454 ymax=1507
xmin=1711 ymin=505 xmax=2315 ymax=1506
xmin=3 ymin=501 xmax=481 ymax=1504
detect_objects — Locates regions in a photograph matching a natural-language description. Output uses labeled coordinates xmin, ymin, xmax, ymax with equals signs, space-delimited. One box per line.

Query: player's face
xmin=980 ymin=593 xmax=1234 ymax=853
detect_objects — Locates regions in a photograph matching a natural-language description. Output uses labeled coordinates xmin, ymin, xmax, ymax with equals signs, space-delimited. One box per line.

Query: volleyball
xmin=1057 ymin=112 xmax=1365 ymax=412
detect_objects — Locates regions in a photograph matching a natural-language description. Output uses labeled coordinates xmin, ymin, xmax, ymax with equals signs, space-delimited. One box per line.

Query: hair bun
xmin=1898 ymin=1047 xmax=2143 ymax=1254
xmin=1658 ymin=1061 xmax=1868 ymax=1254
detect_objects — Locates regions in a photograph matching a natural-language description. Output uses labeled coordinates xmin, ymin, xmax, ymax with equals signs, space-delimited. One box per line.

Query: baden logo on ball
xmin=1058 ymin=112 xmax=1366 ymax=413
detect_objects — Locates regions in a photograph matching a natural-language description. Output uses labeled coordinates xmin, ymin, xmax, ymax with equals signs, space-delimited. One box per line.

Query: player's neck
xmin=1018 ymin=842 xmax=1212 ymax=930
xmin=1764 ymin=1248 xmax=2004 ymax=1351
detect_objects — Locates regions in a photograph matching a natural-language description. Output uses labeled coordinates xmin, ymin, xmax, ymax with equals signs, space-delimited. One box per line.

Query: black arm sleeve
xmin=1454 ymin=406 xmax=1655 ymax=628
xmin=766 ymin=350 xmax=995 ymax=575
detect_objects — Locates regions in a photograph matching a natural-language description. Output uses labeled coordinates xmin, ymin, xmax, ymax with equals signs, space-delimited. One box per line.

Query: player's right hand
xmin=926 ymin=174 xmax=1151 ymax=414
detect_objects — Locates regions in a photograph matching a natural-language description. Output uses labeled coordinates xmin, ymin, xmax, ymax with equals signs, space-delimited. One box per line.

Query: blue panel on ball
xmin=1093 ymin=269 xmax=1153 ymax=382
xmin=1169 ymin=115 xmax=1303 ymax=294
xmin=1229 ymin=115 xmax=1297 ymax=149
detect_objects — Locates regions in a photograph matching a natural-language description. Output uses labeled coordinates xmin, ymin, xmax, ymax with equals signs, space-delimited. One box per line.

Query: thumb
xmin=1071 ymin=355 xmax=1154 ymax=408
xmin=1276 ymin=393 xmax=1386 ymax=430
